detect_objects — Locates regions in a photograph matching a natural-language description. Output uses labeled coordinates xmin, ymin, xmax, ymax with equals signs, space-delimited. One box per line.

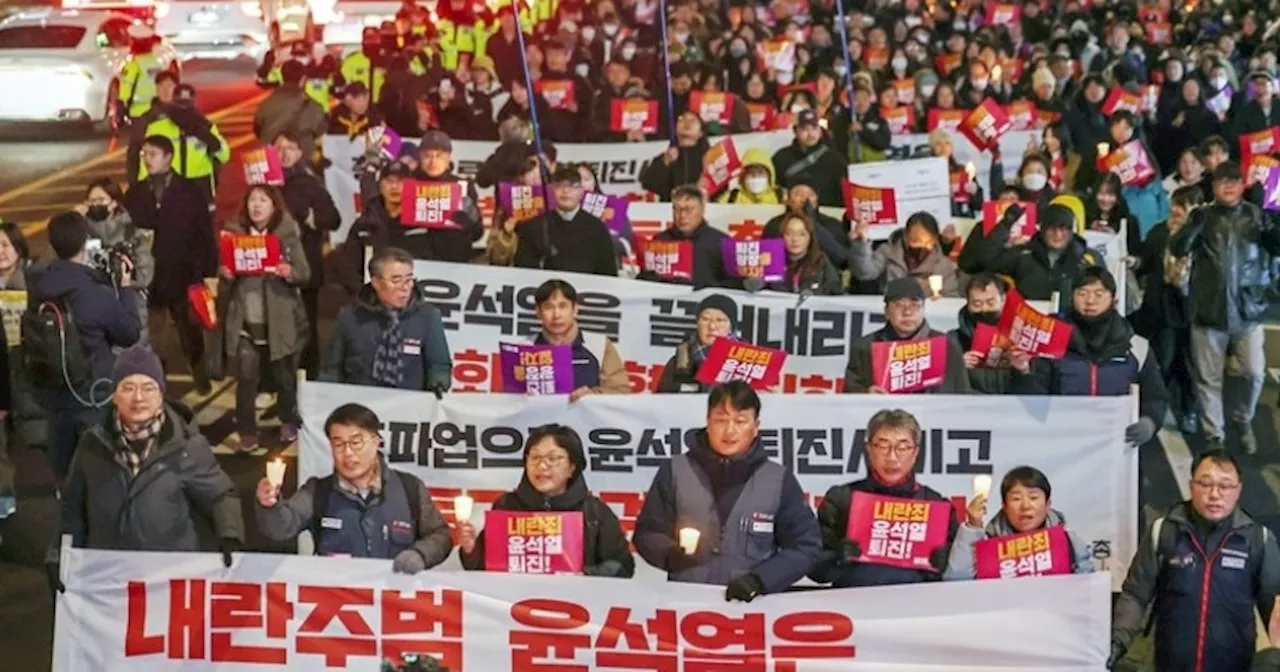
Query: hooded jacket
xmin=949 ymin=307 xmax=1014 ymax=394
xmin=843 ymin=323 xmax=972 ymax=394
xmin=809 ymin=474 xmax=959 ymax=588
xmin=633 ymin=430 xmax=821 ymax=593
xmin=717 ymin=148 xmax=784 ymax=204
xmin=850 ymin=229 xmax=963 ymax=297
xmin=29 ymin=259 xmax=141 ymax=388
xmin=943 ymin=508 xmax=1095 ymax=580
xmin=323 ymin=283 xmax=452 ymax=391
xmin=458 ymin=444 xmax=636 ymax=577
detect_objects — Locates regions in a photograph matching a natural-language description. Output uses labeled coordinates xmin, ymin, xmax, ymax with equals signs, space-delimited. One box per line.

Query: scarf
xmin=370 ymin=310 xmax=406 ymax=388
xmin=113 ymin=410 xmax=166 ymax=478
xmin=690 ymin=330 xmax=741 ymax=369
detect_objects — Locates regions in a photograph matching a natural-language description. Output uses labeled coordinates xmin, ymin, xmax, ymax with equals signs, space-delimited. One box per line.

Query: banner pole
xmin=831 ymin=0 xmax=860 ymax=161
xmin=658 ymin=0 xmax=678 ymax=143
xmin=510 ymin=2 xmax=550 ymax=192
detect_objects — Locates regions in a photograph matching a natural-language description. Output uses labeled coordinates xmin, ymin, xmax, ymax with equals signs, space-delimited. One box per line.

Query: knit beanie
xmin=112 ymin=346 xmax=166 ymax=393
xmin=696 ymin=294 xmax=739 ymax=333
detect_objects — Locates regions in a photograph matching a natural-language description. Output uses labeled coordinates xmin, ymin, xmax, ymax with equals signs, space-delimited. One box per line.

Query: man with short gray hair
xmin=322 ymin=247 xmax=452 ymax=392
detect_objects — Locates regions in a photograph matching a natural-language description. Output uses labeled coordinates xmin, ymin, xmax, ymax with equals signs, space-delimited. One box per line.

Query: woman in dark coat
xmin=1155 ymin=77 xmax=1222 ymax=172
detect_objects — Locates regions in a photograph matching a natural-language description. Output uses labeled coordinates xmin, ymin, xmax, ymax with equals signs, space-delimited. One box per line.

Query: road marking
xmin=1159 ymin=427 xmax=1194 ymax=500
xmin=0 ymin=91 xmax=268 ymax=208
xmin=0 ymin=202 xmax=82 ymax=213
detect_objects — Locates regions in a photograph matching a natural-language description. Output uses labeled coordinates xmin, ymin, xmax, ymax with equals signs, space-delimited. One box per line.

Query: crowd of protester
xmin=7 ymin=0 xmax=1280 ymax=669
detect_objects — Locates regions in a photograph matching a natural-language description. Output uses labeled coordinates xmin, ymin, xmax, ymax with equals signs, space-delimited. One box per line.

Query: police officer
xmin=1111 ymin=450 xmax=1280 ymax=671
xmin=117 ymin=24 xmax=169 ymax=127
xmin=129 ymin=75 xmax=229 ymax=210
xmin=633 ymin=381 xmax=821 ymax=601
xmin=255 ymin=402 xmax=454 ymax=571
xmin=337 ymin=27 xmax=388 ymax=103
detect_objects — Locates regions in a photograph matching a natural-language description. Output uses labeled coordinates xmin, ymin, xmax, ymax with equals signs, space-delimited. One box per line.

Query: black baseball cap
xmin=380 ymin=162 xmax=413 ymax=180
xmin=550 ymin=166 xmax=581 ymax=185
xmin=1213 ymin=161 xmax=1243 ymax=182
xmin=884 ymin=277 xmax=926 ymax=303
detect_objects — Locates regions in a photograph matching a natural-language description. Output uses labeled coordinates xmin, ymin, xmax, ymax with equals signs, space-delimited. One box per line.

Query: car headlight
xmin=241 ymin=2 xmax=262 ymax=18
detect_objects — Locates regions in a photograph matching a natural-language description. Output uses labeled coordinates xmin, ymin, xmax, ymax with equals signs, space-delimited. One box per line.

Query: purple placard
xmin=498 ymin=342 xmax=576 ymax=394
xmin=1206 ymin=86 xmax=1234 ymax=117
xmin=720 ymin=238 xmax=786 ymax=283
xmin=368 ymin=126 xmax=402 ymax=159
xmin=1265 ymin=168 xmax=1280 ymax=212
xmin=497 ymin=182 xmax=548 ymax=221
xmin=581 ymin=191 xmax=631 ymax=237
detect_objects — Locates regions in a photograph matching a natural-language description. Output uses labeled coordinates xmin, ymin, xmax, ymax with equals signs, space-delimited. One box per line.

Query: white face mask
xmin=921 ymin=84 xmax=937 ymax=99
xmin=581 ymin=26 xmax=596 ymax=42
xmin=904 ymin=15 xmax=922 ymax=28
xmin=575 ymin=63 xmax=590 ymax=78
xmin=953 ymin=20 xmax=967 ymax=31
xmin=1211 ymin=76 xmax=1228 ymax=90
xmin=621 ymin=45 xmax=636 ymax=60
xmin=603 ymin=23 xmax=619 ymax=36
xmin=834 ymin=63 xmax=848 ymax=76
xmin=744 ymin=175 xmax=769 ymax=193
xmin=776 ymin=71 xmax=794 ymax=85
xmin=972 ymin=78 xmax=989 ymax=90
xmin=891 ymin=57 xmax=908 ymax=71
xmin=1023 ymin=173 xmax=1048 ymax=191
xmin=790 ymin=103 xmax=809 ymax=113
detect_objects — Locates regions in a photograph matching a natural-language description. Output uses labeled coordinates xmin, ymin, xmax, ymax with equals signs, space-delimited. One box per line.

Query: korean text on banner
xmin=640 ymin=239 xmax=694 ymax=281
xmin=699 ymin=136 xmax=742 ymax=194
xmin=581 ymin=192 xmax=630 ymax=237
xmin=1249 ymin=154 xmax=1280 ymax=187
xmin=1240 ymin=127 xmax=1280 ymax=166
xmin=690 ymin=90 xmax=735 ymax=126
xmin=927 ymin=107 xmax=965 ymax=132
xmin=843 ymin=181 xmax=898 ymax=227
xmin=870 ymin=335 xmax=949 ymax=393
xmin=959 ymin=98 xmax=1011 ymax=152
xmin=846 ymin=156 xmax=951 ymax=229
xmin=483 ymin=511 xmax=585 ymax=574
xmin=1265 ymin=169 xmax=1280 ymax=212
xmin=496 ymin=183 xmax=546 ymax=222
xmin=998 ymin=288 xmax=1073 ymax=359
xmin=1004 ymin=101 xmax=1037 ymax=131
xmin=974 ymin=525 xmax=1074 ymax=580
xmin=296 ymin=381 xmax=1137 ymax=587
xmin=497 ymin=343 xmax=575 ymax=395
xmin=694 ymin=338 xmax=787 ymax=389
xmin=609 ymin=99 xmax=659 ymax=134
xmin=1100 ymin=87 xmax=1142 ymax=116
xmin=1099 ymin=140 xmax=1156 ymax=187
xmin=757 ymin=38 xmax=796 ymax=72
xmin=53 ymin=548 xmax=1112 ymax=670
xmin=242 ymin=146 xmax=284 ymax=186
xmin=721 ymin=238 xmax=785 ymax=282
xmin=970 ymin=322 xmax=1014 ymax=367
xmin=847 ymin=492 xmax=952 ymax=571
xmin=982 ymin=200 xmax=1038 ymax=238
xmin=219 ymin=233 xmax=282 ymax=276
xmin=403 ymin=180 xmax=464 ymax=228
xmin=535 ymin=79 xmax=576 ymax=110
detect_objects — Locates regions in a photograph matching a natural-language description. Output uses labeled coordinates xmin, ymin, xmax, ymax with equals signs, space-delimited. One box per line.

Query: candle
xmin=964 ymin=161 xmax=976 ymax=178
xmin=992 ymin=65 xmax=1002 ymax=82
xmin=678 ymin=528 xmax=700 ymax=555
xmin=266 ymin=459 xmax=286 ymax=488
xmin=928 ymin=274 xmax=943 ymax=297
xmin=454 ymin=493 xmax=474 ymax=521
xmin=973 ymin=474 xmax=992 ymax=499
xmin=1096 ymin=142 xmax=1109 ymax=157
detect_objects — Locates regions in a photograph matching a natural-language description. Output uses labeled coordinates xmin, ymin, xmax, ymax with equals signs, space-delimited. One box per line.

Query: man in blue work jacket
xmin=634 ymin=381 xmax=821 ymax=601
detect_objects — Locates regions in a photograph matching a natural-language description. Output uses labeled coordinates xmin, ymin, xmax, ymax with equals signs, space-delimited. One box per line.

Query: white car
xmin=318 ymin=0 xmax=399 ymax=47
xmin=0 ymin=9 xmax=178 ymax=127
xmin=154 ymin=0 xmax=269 ymax=61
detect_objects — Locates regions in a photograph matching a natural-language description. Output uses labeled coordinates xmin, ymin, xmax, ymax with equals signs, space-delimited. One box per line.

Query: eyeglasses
xmin=377 ymin=274 xmax=415 ymax=288
xmin=869 ymin=441 xmax=917 ymax=457
xmin=118 ymin=382 xmax=160 ymax=398
xmin=528 ymin=454 xmax=568 ymax=467
xmin=331 ymin=435 xmax=375 ymax=455
xmin=1191 ymin=479 xmax=1240 ymax=494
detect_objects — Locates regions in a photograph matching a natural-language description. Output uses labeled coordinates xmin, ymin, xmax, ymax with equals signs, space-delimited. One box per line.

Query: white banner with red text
xmin=297 ymin=381 xmax=1137 ymax=588
xmin=406 ymin=260 xmax=1056 ymax=394
xmin=53 ymin=548 xmax=1110 ymax=671
xmin=322 ymin=129 xmax=1031 ymax=243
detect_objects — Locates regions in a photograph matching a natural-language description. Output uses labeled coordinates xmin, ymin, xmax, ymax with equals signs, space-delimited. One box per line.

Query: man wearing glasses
xmin=255 ymin=402 xmax=453 ymax=573
xmin=808 ymin=408 xmax=958 ymax=588
xmin=322 ymin=247 xmax=453 ymax=393
xmin=1110 ymin=450 xmax=1280 ymax=671
xmin=514 ymin=166 xmax=618 ymax=275
xmin=843 ymin=277 xmax=971 ymax=394
xmin=636 ymin=185 xmax=741 ymax=289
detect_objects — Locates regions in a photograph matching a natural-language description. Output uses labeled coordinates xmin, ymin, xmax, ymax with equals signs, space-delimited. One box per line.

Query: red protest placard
xmin=641 ymin=239 xmax=694 ymax=281
xmin=1240 ymin=127 xmax=1280 ymax=167
xmin=985 ymin=3 xmax=1021 ymax=25
xmin=690 ymin=91 xmax=735 ymax=125
xmin=1098 ymin=140 xmax=1156 ymax=187
xmin=699 ymin=137 xmax=741 ymax=194
xmin=483 ymin=511 xmax=585 ymax=574
xmin=997 ymin=288 xmax=1073 ymax=359
xmin=974 ymin=525 xmax=1073 ymax=580
xmin=402 ymin=180 xmax=464 ymax=228
xmin=219 ymin=233 xmax=282 ymax=276
xmin=995 ymin=57 xmax=1024 ymax=85
xmin=843 ymin=180 xmax=898 ymax=227
xmin=1248 ymin=154 xmax=1280 ymax=186
xmin=869 ymin=335 xmax=949 ymax=393
xmin=846 ymin=492 xmax=952 ymax=572
xmin=863 ymin=47 xmax=889 ymax=71
xmin=694 ymin=337 xmax=787 ymax=390
xmin=927 ymin=107 xmax=966 ymax=132
xmin=881 ymin=106 xmax=916 ymax=135
xmin=534 ymin=79 xmax=577 ymax=111
xmin=969 ymin=322 xmax=1013 ymax=367
xmin=981 ymin=201 xmax=1038 ymax=238
xmin=958 ymin=99 xmax=1011 ymax=152
xmin=893 ymin=78 xmax=916 ymax=106
xmin=610 ymin=99 xmax=659 ymax=133
xmin=1035 ymin=108 xmax=1062 ymax=128
xmin=934 ymin=53 xmax=963 ymax=77
xmin=756 ymin=38 xmax=796 ymax=72
xmin=187 ymin=283 xmax=216 ymax=330
xmin=1145 ymin=22 xmax=1172 ymax=45
xmin=1100 ymin=87 xmax=1142 ymax=116
xmin=242 ymin=146 xmax=285 ymax=187
xmin=745 ymin=102 xmax=775 ymax=131
xmin=1004 ymin=101 xmax=1038 ymax=131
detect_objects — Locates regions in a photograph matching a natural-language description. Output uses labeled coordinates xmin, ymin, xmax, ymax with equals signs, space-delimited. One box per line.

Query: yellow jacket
xmin=717 ymin=147 xmax=784 ymax=204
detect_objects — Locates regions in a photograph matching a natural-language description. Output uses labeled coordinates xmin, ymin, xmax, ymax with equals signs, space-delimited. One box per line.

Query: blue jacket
xmin=30 ymin=259 xmax=141 ymax=390
xmin=633 ymin=431 xmax=821 ymax=593
xmin=322 ymin=283 xmax=452 ymax=391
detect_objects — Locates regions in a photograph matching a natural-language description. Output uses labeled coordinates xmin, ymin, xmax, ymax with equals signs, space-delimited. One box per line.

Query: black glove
xmin=218 ymin=538 xmax=242 ymax=568
xmin=837 ymin=539 xmax=862 ymax=565
xmin=724 ymin=573 xmax=764 ymax=603
xmin=666 ymin=545 xmax=701 ymax=574
xmin=46 ymin=562 xmax=65 ymax=595
xmin=428 ymin=382 xmax=447 ymax=401
xmin=928 ymin=546 xmax=949 ymax=573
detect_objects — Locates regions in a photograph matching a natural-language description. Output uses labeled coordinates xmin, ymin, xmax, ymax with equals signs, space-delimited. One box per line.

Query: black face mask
xmin=86 ymin=205 xmax=110 ymax=221
xmin=970 ymin=310 xmax=1000 ymax=325
xmin=906 ymin=246 xmax=930 ymax=263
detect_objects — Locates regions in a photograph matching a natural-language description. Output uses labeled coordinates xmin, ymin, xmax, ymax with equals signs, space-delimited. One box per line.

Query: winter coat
xmin=949 ymin=307 xmax=1014 ymax=394
xmin=655 ymin=339 xmax=709 ymax=394
xmin=55 ymin=402 xmax=243 ymax=556
xmin=280 ymin=165 xmax=340 ymax=290
xmin=28 ymin=259 xmax=141 ymax=387
xmin=121 ymin=173 xmax=217 ymax=307
xmin=772 ymin=139 xmax=848 ymax=207
xmin=639 ymin=140 xmax=709 ymax=201
xmin=322 ymin=283 xmax=452 ymax=391
xmin=843 ymin=324 xmax=972 ymax=394
xmin=637 ymin=222 xmax=742 ymax=290
xmin=850 ymin=230 xmax=963 ymax=297
xmin=959 ymin=224 xmax=1099 ymax=302
xmin=809 ymin=475 xmax=959 ymax=587
xmin=763 ymin=209 xmax=850 ymax=269
xmin=943 ymin=508 xmax=1094 ymax=580
xmin=253 ymin=85 xmax=328 ymax=159
xmin=716 ymin=148 xmax=784 ymax=204
xmin=766 ymin=256 xmax=844 ymax=295
xmin=212 ymin=215 xmax=311 ymax=367
xmin=513 ymin=209 xmax=619 ymax=277
xmin=1170 ymin=199 xmax=1280 ymax=331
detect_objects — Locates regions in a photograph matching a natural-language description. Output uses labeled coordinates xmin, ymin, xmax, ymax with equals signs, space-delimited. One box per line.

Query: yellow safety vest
xmin=137 ymin=116 xmax=230 ymax=182
xmin=119 ymin=52 xmax=165 ymax=119
xmin=304 ymin=76 xmax=332 ymax=109
xmin=339 ymin=52 xmax=386 ymax=102
xmin=407 ymin=49 xmax=434 ymax=76
xmin=265 ymin=64 xmax=283 ymax=86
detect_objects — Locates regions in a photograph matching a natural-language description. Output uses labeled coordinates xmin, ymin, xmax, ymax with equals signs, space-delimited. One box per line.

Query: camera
xmin=380 ymin=653 xmax=449 ymax=672
xmin=87 ymin=239 xmax=138 ymax=286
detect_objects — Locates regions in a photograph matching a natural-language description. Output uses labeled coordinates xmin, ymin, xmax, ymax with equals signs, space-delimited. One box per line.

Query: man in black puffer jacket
xmin=958 ymin=201 xmax=1099 ymax=302
xmin=950 ymin=273 xmax=1014 ymax=394
xmin=843 ymin=278 xmax=970 ymax=394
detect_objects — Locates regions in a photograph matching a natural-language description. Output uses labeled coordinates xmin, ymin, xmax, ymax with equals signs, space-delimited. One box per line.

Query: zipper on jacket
xmin=1187 ymin=531 xmax=1234 ymax=672
xmin=1089 ymin=363 xmax=1098 ymax=396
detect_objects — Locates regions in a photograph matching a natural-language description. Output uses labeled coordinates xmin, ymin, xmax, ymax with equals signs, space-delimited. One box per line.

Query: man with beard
xmin=950 ymin=273 xmax=1013 ymax=394
xmin=1011 ymin=267 xmax=1168 ymax=447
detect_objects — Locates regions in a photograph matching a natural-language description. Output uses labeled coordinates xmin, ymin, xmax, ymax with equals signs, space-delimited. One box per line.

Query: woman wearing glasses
xmin=456 ymin=424 xmax=635 ymax=578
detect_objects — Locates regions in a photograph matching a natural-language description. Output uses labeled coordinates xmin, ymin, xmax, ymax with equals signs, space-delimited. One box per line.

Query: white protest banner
xmin=846 ymin=156 xmax=952 ymax=229
xmin=297 ymin=381 xmax=1137 ymax=587
xmin=53 ymin=547 xmax=1111 ymax=671
xmin=627 ymin=202 xmax=854 ymax=241
xmin=323 ymin=129 xmax=1032 ymax=243
xmin=407 ymin=260 xmax=1048 ymax=394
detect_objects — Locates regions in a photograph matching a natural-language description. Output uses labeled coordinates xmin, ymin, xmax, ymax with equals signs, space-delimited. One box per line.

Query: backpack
xmin=1149 ymin=514 xmax=1271 ymax=571
xmin=21 ymin=290 xmax=90 ymax=392
xmin=308 ymin=471 xmax=423 ymax=548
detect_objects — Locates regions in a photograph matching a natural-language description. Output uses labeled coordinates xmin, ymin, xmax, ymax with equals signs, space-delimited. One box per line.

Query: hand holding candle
xmin=928 ymin=274 xmax=943 ymax=298
xmin=679 ymin=527 xmax=700 ymax=555
xmin=454 ymin=492 xmax=474 ymax=521
xmin=973 ymin=474 xmax=993 ymax=499
xmin=266 ymin=458 xmax=286 ymax=489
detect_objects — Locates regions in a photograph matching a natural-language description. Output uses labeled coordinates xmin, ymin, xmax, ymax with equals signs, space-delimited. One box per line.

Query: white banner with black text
xmin=53 ymin=547 xmax=1110 ymax=670
xmin=297 ymin=381 xmax=1137 ymax=587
